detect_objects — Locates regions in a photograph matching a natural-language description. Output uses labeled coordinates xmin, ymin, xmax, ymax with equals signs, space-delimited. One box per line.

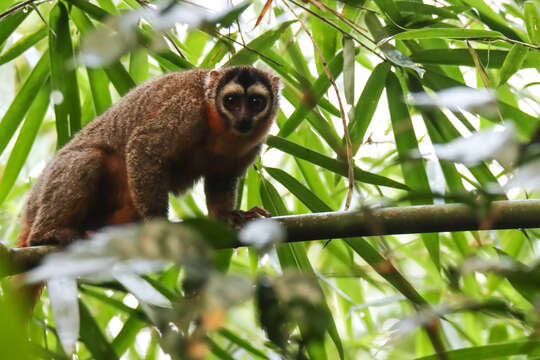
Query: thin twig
xmin=0 ymin=0 xmax=43 ymax=21
xmin=30 ymin=3 xmax=55 ymax=37
xmin=466 ymin=41 xmax=504 ymax=123
xmin=288 ymin=0 xmax=385 ymax=62
xmin=134 ymin=0 xmax=187 ymax=60
xmin=282 ymin=0 xmax=355 ymax=210
xmin=500 ymin=36 xmax=540 ymax=50
xmin=214 ymin=31 xmax=284 ymax=68
xmin=164 ymin=33 xmax=187 ymax=59
xmin=307 ymin=0 xmax=374 ymax=44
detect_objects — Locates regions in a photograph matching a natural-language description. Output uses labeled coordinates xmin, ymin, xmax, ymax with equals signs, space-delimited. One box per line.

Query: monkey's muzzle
xmin=234 ymin=119 xmax=253 ymax=134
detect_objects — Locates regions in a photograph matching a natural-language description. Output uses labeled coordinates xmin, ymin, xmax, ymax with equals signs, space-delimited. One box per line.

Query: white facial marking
xmin=247 ymin=83 xmax=270 ymax=98
xmin=247 ymin=82 xmax=271 ymax=120
xmin=222 ymin=82 xmax=244 ymax=95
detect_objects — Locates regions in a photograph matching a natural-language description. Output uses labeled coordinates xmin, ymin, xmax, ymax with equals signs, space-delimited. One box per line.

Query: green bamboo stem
xmin=4 ymin=199 xmax=540 ymax=276
xmin=275 ymin=199 xmax=540 ymax=242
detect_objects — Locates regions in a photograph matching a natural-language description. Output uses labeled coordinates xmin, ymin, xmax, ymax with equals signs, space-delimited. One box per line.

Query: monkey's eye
xmin=224 ymin=94 xmax=242 ymax=112
xmin=247 ymin=95 xmax=267 ymax=113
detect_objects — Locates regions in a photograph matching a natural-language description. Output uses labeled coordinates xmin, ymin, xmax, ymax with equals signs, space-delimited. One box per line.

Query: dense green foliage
xmin=1 ymin=0 xmax=540 ymax=359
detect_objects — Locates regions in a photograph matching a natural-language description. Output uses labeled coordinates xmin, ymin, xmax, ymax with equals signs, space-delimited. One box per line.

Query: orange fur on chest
xmin=204 ymin=103 xmax=262 ymax=157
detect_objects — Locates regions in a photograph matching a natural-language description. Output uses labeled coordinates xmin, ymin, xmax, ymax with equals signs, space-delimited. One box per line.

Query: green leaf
xmin=386 ymin=71 xmax=438 ymax=268
xmin=295 ymin=131 xmax=337 ymax=208
xmin=415 ymin=340 xmax=540 ymax=360
xmin=200 ymin=37 xmax=233 ymax=68
xmin=457 ymin=0 xmax=525 ymax=41
xmin=80 ymin=286 xmax=148 ymax=321
xmin=225 ymin=20 xmax=294 ymax=66
xmin=405 ymin=75 xmax=467 ymax=196
xmin=280 ymin=25 xmax=313 ymax=82
xmin=365 ymin=12 xmax=424 ymax=77
xmin=87 ymin=67 xmax=112 ymax=116
xmin=207 ymin=337 xmax=236 ymax=360
xmin=66 ymin=0 xmax=109 ymax=21
xmin=310 ymin=3 xmax=337 ymax=75
xmin=0 ymin=50 xmax=49 ymax=157
xmin=49 ymin=1 xmax=81 ymax=147
xmin=69 ymin=7 xmax=137 ymax=96
xmin=218 ymin=328 xmax=270 ymax=360
xmin=342 ymin=36 xmax=355 ymax=105
xmin=0 ymin=11 xmax=29 ymax=47
xmin=184 ymin=30 xmax=208 ymax=64
xmin=267 ymin=135 xmax=409 ymax=190
xmin=264 ymin=48 xmax=340 ymax=119
xmin=129 ymin=49 xmax=149 ymax=84
xmin=79 ymin=300 xmax=119 ymax=360
xmin=386 ymin=72 xmax=429 ymax=194
xmin=265 ymin=167 xmax=332 ymax=213
xmin=387 ymin=28 xmax=503 ymax=42
xmin=96 ymin=0 xmax=117 ymax=14
xmin=281 ymin=86 xmax=342 ymax=153
xmin=105 ymin=62 xmax=137 ymax=96
xmin=345 ymin=237 xmax=427 ymax=305
xmin=423 ymin=69 xmax=539 ymax=138
xmin=0 ymin=24 xmax=47 ymax=65
xmin=348 ymin=62 xmax=390 ymax=153
xmin=279 ymin=51 xmax=344 ymax=138
xmin=260 ymin=178 xmax=288 ymax=216
xmin=498 ymin=44 xmax=528 ymax=86
xmin=259 ymin=176 xmax=341 ymax=359
xmin=0 ymin=83 xmax=49 ymax=205
xmin=395 ymin=2 xmax=458 ymax=19
xmin=210 ymin=1 xmax=250 ymax=28
xmin=372 ymin=0 xmax=402 ymax=23
xmin=138 ymin=24 xmax=194 ymax=70
xmin=0 ymin=0 xmax=16 ymax=12
xmin=525 ymin=1 xmax=540 ymax=44
xmin=410 ymin=48 xmax=540 ymax=68
xmin=410 ymin=71 xmax=504 ymax=189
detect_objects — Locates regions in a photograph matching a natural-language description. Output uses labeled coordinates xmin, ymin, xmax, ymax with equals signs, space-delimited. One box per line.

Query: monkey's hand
xmin=226 ymin=206 xmax=272 ymax=228
xmin=205 ymin=173 xmax=271 ymax=228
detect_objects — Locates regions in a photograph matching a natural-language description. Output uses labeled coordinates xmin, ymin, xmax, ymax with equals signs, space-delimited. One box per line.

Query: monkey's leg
xmin=27 ymin=149 xmax=103 ymax=246
xmin=204 ymin=173 xmax=239 ymax=222
xmin=205 ymin=173 xmax=270 ymax=227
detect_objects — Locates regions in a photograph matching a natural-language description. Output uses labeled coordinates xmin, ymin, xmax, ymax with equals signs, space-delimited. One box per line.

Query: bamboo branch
xmin=277 ymin=199 xmax=540 ymax=242
xmin=3 ymin=199 xmax=540 ymax=276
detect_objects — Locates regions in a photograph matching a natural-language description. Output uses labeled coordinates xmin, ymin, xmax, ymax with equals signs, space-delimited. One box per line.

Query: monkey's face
xmin=211 ymin=68 xmax=279 ymax=136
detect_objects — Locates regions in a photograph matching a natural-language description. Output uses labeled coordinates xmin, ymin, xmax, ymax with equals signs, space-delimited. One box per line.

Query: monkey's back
xmin=66 ymin=69 xmax=210 ymax=152
xmin=19 ymin=69 xmax=211 ymax=246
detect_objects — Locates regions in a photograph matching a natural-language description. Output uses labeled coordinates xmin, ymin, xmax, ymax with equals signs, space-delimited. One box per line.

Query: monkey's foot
xmin=227 ymin=206 xmax=272 ymax=228
xmin=29 ymin=228 xmax=83 ymax=247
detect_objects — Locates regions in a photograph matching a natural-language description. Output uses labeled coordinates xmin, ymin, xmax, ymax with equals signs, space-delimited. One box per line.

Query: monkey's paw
xmin=226 ymin=206 xmax=272 ymax=228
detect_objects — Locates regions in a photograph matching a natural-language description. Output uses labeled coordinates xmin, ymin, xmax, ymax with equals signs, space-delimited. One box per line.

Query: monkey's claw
xmin=247 ymin=206 xmax=272 ymax=218
xmin=227 ymin=206 xmax=272 ymax=228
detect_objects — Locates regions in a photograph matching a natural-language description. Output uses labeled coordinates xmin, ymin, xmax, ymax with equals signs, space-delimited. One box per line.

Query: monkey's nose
xmin=235 ymin=119 xmax=252 ymax=133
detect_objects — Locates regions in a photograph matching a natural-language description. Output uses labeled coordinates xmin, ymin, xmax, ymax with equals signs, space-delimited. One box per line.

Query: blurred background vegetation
xmin=1 ymin=0 xmax=540 ymax=359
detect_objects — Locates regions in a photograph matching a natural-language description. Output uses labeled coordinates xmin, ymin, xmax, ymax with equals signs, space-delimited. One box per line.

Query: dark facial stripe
xmin=237 ymin=70 xmax=256 ymax=88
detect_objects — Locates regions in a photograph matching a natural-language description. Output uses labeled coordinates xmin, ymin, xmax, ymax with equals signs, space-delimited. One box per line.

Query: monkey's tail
xmin=14 ymin=222 xmax=44 ymax=316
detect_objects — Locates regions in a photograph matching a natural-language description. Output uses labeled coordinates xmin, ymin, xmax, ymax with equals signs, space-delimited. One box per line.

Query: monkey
xmin=17 ymin=66 xmax=280 ymax=249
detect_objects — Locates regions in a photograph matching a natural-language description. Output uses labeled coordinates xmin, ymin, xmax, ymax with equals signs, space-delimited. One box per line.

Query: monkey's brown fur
xmin=18 ymin=66 xmax=280 ymax=248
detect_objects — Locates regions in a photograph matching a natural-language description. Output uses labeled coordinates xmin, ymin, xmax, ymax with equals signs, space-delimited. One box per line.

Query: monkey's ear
xmin=271 ymin=75 xmax=280 ymax=88
xmin=206 ymin=69 xmax=220 ymax=87
xmin=209 ymin=70 xmax=220 ymax=81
